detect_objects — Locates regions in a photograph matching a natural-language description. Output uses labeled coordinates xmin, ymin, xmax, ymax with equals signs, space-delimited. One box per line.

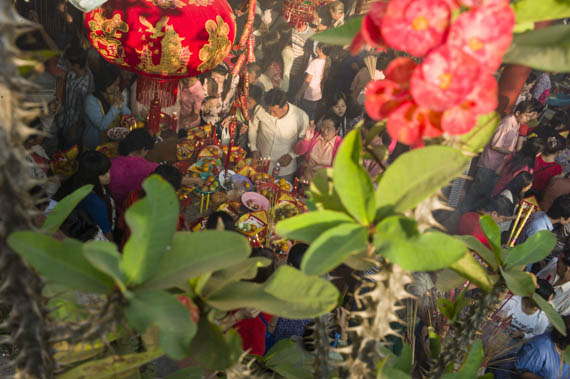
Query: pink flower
xmin=364 ymin=58 xmax=416 ymax=120
xmin=381 ymin=0 xmax=451 ymax=57
xmin=459 ymin=0 xmax=509 ymax=8
xmin=410 ymin=45 xmax=480 ymax=112
xmin=387 ymin=101 xmax=443 ymax=146
xmin=441 ymin=74 xmax=497 ymax=134
xmin=351 ymin=2 xmax=387 ymax=54
xmin=447 ymin=5 xmax=514 ymax=72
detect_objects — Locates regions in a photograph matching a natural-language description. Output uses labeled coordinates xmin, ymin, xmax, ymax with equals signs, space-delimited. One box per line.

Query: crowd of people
xmin=14 ymin=0 xmax=570 ymax=377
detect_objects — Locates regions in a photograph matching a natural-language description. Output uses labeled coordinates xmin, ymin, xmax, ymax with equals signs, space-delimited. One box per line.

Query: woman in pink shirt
xmin=295 ymin=115 xmax=342 ymax=181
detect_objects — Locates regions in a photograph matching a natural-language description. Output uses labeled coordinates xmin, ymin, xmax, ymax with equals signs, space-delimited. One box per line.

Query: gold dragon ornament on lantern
xmin=198 ymin=15 xmax=232 ymax=72
xmin=144 ymin=0 xmax=214 ymax=8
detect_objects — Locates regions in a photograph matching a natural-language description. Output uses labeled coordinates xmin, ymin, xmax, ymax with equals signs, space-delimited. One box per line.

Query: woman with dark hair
xmin=498 ymin=171 xmax=534 ymax=208
xmin=83 ymin=66 xmax=131 ymax=149
xmin=54 ymin=150 xmax=114 ymax=239
xmin=533 ymin=134 xmax=565 ymax=196
xmin=493 ymin=137 xmax=544 ymax=196
xmin=109 ymin=129 xmax=158 ymax=215
xmin=322 ymin=92 xmax=362 ymax=138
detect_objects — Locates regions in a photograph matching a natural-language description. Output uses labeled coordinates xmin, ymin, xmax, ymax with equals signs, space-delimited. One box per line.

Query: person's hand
xmin=305 ymin=120 xmax=316 ymax=140
xmin=252 ymin=150 xmax=261 ymax=159
xmin=239 ymin=123 xmax=248 ymax=135
xmin=278 ymin=154 xmax=293 ymax=167
xmin=294 ymin=92 xmax=302 ymax=102
xmin=48 ymin=98 xmax=60 ymax=114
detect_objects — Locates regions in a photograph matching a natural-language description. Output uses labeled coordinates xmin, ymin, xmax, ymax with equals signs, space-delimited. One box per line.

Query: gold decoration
xmin=136 ymin=16 xmax=192 ymax=76
xmin=198 ymin=15 xmax=232 ymax=73
xmin=88 ymin=11 xmax=129 ymax=65
xmin=144 ymin=0 xmax=213 ymax=8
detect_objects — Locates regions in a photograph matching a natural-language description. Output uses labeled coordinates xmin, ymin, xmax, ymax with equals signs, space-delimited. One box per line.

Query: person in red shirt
xmin=533 ymin=135 xmax=565 ymax=196
xmin=458 ymin=197 xmax=514 ymax=249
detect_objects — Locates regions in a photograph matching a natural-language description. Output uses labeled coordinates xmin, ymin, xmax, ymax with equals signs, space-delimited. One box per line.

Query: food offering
xmin=195 ymin=173 xmax=221 ymax=195
xmin=177 ymin=186 xmax=194 ymax=207
xmin=221 ymin=145 xmax=247 ymax=163
xmin=198 ymin=145 xmax=223 ymax=159
xmin=274 ymin=201 xmax=300 ymax=222
xmin=218 ymin=170 xmax=236 ymax=189
xmin=275 ymin=177 xmax=293 ymax=192
xmin=252 ymin=172 xmax=273 ymax=184
xmin=95 ymin=142 xmax=119 ymax=159
xmin=107 ymin=127 xmax=130 ymax=141
xmin=50 ymin=145 xmax=79 ymax=178
xmin=217 ymin=202 xmax=241 ymax=220
xmin=189 ymin=158 xmax=222 ymax=176
xmin=241 ymin=192 xmax=270 ymax=212
xmin=236 ymin=210 xmax=268 ymax=236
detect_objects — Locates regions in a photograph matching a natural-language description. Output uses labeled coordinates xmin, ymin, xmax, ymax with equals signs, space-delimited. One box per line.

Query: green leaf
xmin=503 ymin=24 xmax=570 ymax=73
xmin=436 ymin=269 xmax=468 ymax=292
xmin=301 ymin=223 xmax=368 ymax=276
xmin=275 ymin=210 xmax=355 ymax=244
xmin=564 ymin=345 xmax=570 ymax=365
xmin=428 ymin=327 xmax=441 ymax=359
xmin=311 ymin=16 xmax=363 ymax=45
xmin=512 ymin=0 xmax=570 ymax=24
xmin=441 ymin=340 xmax=484 ymax=378
xmin=83 ymin=241 xmax=128 ymax=294
xmin=207 ymin=266 xmax=339 ymax=318
xmin=7 ymin=232 xmax=113 ymax=293
xmin=201 ymin=257 xmax=272 ymax=297
xmin=309 ymin=168 xmax=347 ymax=213
xmin=501 ymin=268 xmax=535 ymax=296
xmin=448 ymin=252 xmax=494 ymax=292
xmin=42 ymin=185 xmax=93 ymax=233
xmin=166 ymin=367 xmax=205 ymax=379
xmin=437 ymin=298 xmax=455 ymax=321
xmin=121 ymin=175 xmax=179 ymax=286
xmin=455 ymin=235 xmax=498 ymax=271
xmin=377 ymin=367 xmax=410 ymax=379
xmin=375 ymin=216 xmax=466 ymax=271
xmin=533 ymin=293 xmax=567 ymax=336
xmin=458 ymin=112 xmax=501 ymax=154
xmin=344 ymin=250 xmax=376 ymax=271
xmin=264 ymin=339 xmax=313 ymax=379
xmin=479 ymin=215 xmax=502 ymax=260
xmin=393 ymin=344 xmax=413 ymax=374
xmin=187 ymin=317 xmax=242 ymax=371
xmin=139 ymin=231 xmax=250 ymax=290
xmin=56 ymin=349 xmax=163 ymax=379
xmin=124 ymin=291 xmax=196 ymax=359
xmin=364 ymin=121 xmax=385 ymax=146
xmin=375 ymin=146 xmax=469 ymax=213
xmin=504 ymin=231 xmax=556 ymax=270
xmin=333 ymin=129 xmax=376 ymax=224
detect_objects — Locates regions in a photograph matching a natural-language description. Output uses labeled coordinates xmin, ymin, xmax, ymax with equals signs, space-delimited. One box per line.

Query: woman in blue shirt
xmin=54 ymin=151 xmax=114 ymax=240
xmin=83 ymin=66 xmax=131 ymax=150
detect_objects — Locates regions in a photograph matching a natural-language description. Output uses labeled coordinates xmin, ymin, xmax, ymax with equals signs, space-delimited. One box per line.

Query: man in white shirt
xmin=249 ymin=88 xmax=309 ymax=181
xmin=537 ymin=249 xmax=570 ymax=316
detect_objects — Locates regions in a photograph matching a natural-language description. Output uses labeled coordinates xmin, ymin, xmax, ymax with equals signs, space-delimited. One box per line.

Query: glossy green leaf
xmin=501 ymin=268 xmax=535 ymax=297
xmin=311 ymin=16 xmax=363 ymax=45
xmin=376 ymin=146 xmax=469 ymax=213
xmin=264 ymin=339 xmax=313 ymax=379
xmin=564 ymin=345 xmax=570 ymax=365
xmin=375 ymin=216 xmax=465 ymax=272
xmin=124 ymin=291 xmax=196 ymax=359
xmin=166 ymin=367 xmax=205 ymax=379
xmin=504 ymin=230 xmax=556 ymax=270
xmin=121 ymin=175 xmax=179 ymax=285
xmin=455 ymin=235 xmax=498 ymax=270
xmin=437 ymin=298 xmax=455 ymax=321
xmin=441 ymin=340 xmax=484 ymax=378
xmin=7 ymin=232 xmax=113 ymax=293
xmin=512 ymin=0 xmax=570 ymax=24
xmin=56 ymin=349 xmax=162 ymax=379
xmin=276 ymin=210 xmax=355 ymax=244
xmin=207 ymin=266 xmax=339 ymax=318
xmin=140 ymin=231 xmax=250 ymax=290
xmin=503 ymin=24 xmax=570 ymax=73
xmin=363 ymin=121 xmax=385 ymax=146
xmin=42 ymin=185 xmax=93 ymax=233
xmin=533 ymin=293 xmax=567 ymax=336
xmin=201 ymin=257 xmax=272 ymax=297
xmin=309 ymin=168 xmax=346 ymax=213
xmin=393 ymin=344 xmax=413 ymax=374
xmin=479 ymin=215 xmax=502 ymax=260
xmin=436 ymin=269 xmax=467 ymax=292
xmin=187 ymin=317 xmax=242 ymax=371
xmin=458 ymin=112 xmax=501 ymax=155
xmin=83 ymin=241 xmax=128 ymax=294
xmin=301 ymin=223 xmax=368 ymax=276
xmin=333 ymin=129 xmax=376 ymax=224
xmin=449 ymin=252 xmax=494 ymax=292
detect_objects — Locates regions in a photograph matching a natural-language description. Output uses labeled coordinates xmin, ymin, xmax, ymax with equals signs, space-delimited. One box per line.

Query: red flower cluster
xmin=359 ymin=0 xmax=514 ymax=146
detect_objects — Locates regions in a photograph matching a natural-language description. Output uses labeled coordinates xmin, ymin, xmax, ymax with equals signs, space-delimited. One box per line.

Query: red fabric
xmin=458 ymin=212 xmax=490 ymax=250
xmin=533 ymin=155 xmax=562 ymax=193
xmin=234 ymin=313 xmax=273 ymax=356
xmin=493 ymin=157 xmax=533 ymax=196
xmin=85 ymin=0 xmax=236 ymax=80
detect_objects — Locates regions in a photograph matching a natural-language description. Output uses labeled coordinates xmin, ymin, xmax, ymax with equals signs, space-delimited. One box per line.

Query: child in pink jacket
xmin=294 ymin=115 xmax=342 ymax=181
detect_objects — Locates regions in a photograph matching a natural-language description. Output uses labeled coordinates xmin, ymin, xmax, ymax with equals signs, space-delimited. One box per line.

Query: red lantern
xmin=85 ymin=0 xmax=236 ymax=107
